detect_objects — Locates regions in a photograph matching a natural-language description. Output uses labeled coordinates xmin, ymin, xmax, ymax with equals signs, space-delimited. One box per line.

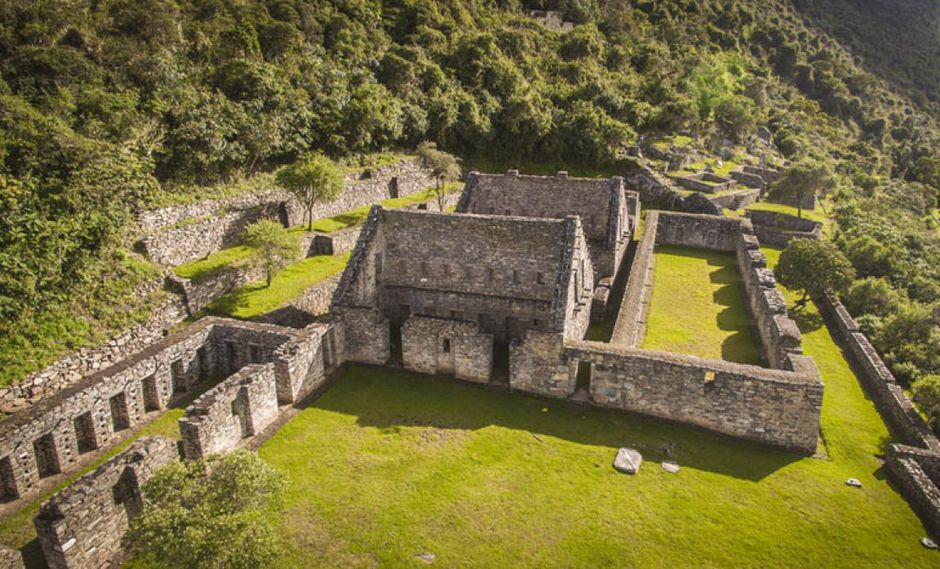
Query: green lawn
xmin=641 ymin=244 xmax=762 ymax=365
xmin=257 ymin=361 xmax=934 ymax=568
xmin=744 ymin=201 xmax=828 ymax=223
xmin=0 ymin=406 xmax=186 ymax=566
xmin=206 ymin=253 xmax=350 ymax=320
xmin=172 ymin=245 xmax=255 ymax=281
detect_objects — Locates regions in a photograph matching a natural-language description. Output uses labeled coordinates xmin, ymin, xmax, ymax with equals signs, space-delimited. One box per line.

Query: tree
xmin=127 ymin=451 xmax=286 ymax=569
xmin=775 ymin=239 xmax=855 ymax=306
xmin=913 ymin=375 xmax=940 ymax=432
xmin=768 ymin=159 xmax=835 ymax=218
xmin=415 ymin=141 xmax=461 ymax=211
xmin=843 ymin=277 xmax=907 ymax=318
xmin=275 ymin=153 xmax=344 ymax=230
xmin=243 ymin=220 xmax=297 ymax=287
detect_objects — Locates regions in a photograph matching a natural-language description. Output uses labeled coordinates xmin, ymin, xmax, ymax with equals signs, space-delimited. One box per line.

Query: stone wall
xmin=622 ymin=158 xmax=721 ymax=215
xmin=333 ymin=207 xmax=594 ymax=343
xmin=0 ymin=546 xmax=23 ymax=569
xmin=255 ymin=275 xmax=341 ymax=329
xmin=179 ymin=364 xmax=279 ymax=460
xmin=747 ymin=210 xmax=823 ymax=248
xmin=610 ymin=211 xmax=659 ymax=347
xmin=139 ymin=159 xmax=434 ymax=267
xmin=336 ymin=308 xmax=390 ymax=366
xmin=509 ymin=330 xmax=575 ymax=398
xmin=655 ymin=210 xmax=743 ymax=251
xmin=34 ymin=437 xmax=178 ymax=569
xmin=572 ymin=342 xmax=822 ymax=452
xmin=402 ymin=317 xmax=493 ymax=383
xmin=0 ymin=283 xmax=189 ymax=413
xmin=817 ymin=296 xmax=940 ymax=538
xmin=734 ymin=230 xmax=804 ymax=369
xmin=456 ymin=171 xmax=632 ymax=279
xmin=0 ymin=319 xmax=301 ymax=504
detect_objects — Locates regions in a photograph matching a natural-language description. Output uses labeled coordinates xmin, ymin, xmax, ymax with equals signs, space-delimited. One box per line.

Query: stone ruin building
xmin=23 ymin=169 xmax=940 ymax=569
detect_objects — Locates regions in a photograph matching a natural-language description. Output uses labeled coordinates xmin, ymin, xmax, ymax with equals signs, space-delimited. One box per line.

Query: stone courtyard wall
xmin=747 ymin=210 xmax=823 ymax=248
xmin=571 ymin=342 xmax=822 ymax=452
xmin=402 ymin=317 xmax=493 ymax=383
xmin=34 ymin=437 xmax=178 ymax=569
xmin=818 ymin=296 xmax=940 ymax=538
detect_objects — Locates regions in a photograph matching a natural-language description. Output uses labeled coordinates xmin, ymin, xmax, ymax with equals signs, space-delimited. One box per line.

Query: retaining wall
xmin=139 ymin=160 xmax=434 ymax=266
xmin=747 ymin=210 xmax=823 ymax=248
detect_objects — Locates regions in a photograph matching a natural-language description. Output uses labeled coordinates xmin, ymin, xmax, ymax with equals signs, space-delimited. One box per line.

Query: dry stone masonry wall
xmin=139 ymin=159 xmax=434 ymax=267
xmin=34 ymin=437 xmax=179 ymax=569
xmin=819 ymin=297 xmax=940 ymax=538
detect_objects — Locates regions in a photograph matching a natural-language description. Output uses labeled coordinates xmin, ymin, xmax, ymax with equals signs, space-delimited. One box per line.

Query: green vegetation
xmin=127 ymin=451 xmax=285 ymax=569
xmin=642 ymin=245 xmax=761 ymax=365
xmin=173 ymin=245 xmax=255 ymax=281
xmin=243 ymin=220 xmax=300 ymax=287
xmin=767 ymin=159 xmax=835 ymax=218
xmin=743 ymin=201 xmax=828 ymax=224
xmin=276 ymin=153 xmax=344 ymax=231
xmin=207 ymin=253 xmax=350 ymax=320
xmin=912 ymin=375 xmax=940 ymax=432
xmin=416 ymin=141 xmax=462 ymax=212
xmin=775 ymin=239 xmax=855 ymax=306
xmin=254 ymin=362 xmax=933 ymax=567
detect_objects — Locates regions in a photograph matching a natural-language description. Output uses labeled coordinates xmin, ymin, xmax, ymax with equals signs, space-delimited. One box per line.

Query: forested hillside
xmin=1 ymin=0 xmax=938 ymax=389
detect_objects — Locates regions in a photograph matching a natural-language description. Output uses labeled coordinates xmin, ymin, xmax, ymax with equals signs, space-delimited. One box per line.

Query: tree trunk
xmin=797 ymin=190 xmax=803 ymax=219
xmin=266 ymin=271 xmax=273 ymax=288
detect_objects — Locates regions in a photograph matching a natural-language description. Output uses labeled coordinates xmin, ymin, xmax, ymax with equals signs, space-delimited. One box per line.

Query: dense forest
xmin=0 ymin=1 xmax=938 ymax=391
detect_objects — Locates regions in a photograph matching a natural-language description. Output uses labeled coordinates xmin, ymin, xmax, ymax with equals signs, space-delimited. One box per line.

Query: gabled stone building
xmin=332 ymin=207 xmax=595 ymax=382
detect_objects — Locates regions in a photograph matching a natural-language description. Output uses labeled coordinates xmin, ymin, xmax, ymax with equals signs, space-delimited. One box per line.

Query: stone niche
xmin=401 ymin=316 xmax=493 ymax=383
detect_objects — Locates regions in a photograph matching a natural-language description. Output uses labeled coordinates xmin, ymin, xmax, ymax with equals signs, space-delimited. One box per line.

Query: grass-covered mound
xmin=641 ymin=245 xmax=762 ymax=365
xmin=259 ymin=357 xmax=933 ymax=567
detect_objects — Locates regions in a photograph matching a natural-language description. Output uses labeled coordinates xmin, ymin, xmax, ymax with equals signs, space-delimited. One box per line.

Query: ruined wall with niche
xmin=402 ymin=317 xmax=493 ymax=383
xmin=34 ymin=437 xmax=179 ymax=569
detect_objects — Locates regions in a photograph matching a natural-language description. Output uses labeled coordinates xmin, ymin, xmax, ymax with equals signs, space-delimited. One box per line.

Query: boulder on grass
xmin=613 ymin=448 xmax=642 ymax=474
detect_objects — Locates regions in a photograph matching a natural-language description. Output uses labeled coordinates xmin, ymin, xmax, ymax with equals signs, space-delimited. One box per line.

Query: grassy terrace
xmin=206 ymin=253 xmax=350 ymax=320
xmin=641 ymin=244 xmax=762 ymax=365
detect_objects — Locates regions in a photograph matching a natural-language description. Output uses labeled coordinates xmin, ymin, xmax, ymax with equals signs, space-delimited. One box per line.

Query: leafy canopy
xmin=775 ymin=239 xmax=855 ymax=304
xmin=243 ymin=220 xmax=298 ymax=287
xmin=127 ymin=450 xmax=286 ymax=569
xmin=275 ymin=153 xmax=344 ymax=230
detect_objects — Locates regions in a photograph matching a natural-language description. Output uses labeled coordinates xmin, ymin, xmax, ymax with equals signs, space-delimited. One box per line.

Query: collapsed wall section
xmin=34 ymin=437 xmax=179 ymax=569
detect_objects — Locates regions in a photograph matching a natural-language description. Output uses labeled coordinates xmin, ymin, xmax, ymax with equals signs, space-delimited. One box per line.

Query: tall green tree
xmin=768 ymin=159 xmax=835 ymax=218
xmin=775 ymin=239 xmax=855 ymax=306
xmin=275 ymin=153 xmax=344 ymax=230
xmin=127 ymin=451 xmax=286 ymax=569
xmin=243 ymin=220 xmax=298 ymax=287
xmin=416 ymin=141 xmax=461 ymax=211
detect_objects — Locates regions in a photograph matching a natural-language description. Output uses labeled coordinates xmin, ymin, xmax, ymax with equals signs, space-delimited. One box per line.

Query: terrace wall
xmin=747 ymin=210 xmax=823 ymax=248
xmin=139 ymin=160 xmax=434 ymax=267
xmin=33 ymin=437 xmax=178 ymax=569
xmin=0 ymin=284 xmax=189 ymax=413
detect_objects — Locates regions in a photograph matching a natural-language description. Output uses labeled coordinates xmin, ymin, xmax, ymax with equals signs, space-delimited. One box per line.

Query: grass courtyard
xmin=641 ymin=244 xmax=762 ymax=365
xmin=259 ymin=360 xmax=933 ymax=568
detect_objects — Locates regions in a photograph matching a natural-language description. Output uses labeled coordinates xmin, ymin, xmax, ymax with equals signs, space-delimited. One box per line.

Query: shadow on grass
xmin=309 ymin=366 xmax=804 ymax=483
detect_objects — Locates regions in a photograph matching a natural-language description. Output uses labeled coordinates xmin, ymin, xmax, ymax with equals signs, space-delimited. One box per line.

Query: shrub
xmin=912 ymin=375 xmax=940 ymax=432
xmin=775 ymin=239 xmax=855 ymax=305
xmin=842 ymin=277 xmax=907 ymax=318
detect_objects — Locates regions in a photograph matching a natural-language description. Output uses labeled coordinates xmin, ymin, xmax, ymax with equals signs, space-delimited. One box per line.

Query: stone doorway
xmin=492 ymin=341 xmax=510 ymax=383
xmin=389 ymin=321 xmax=403 ymax=366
